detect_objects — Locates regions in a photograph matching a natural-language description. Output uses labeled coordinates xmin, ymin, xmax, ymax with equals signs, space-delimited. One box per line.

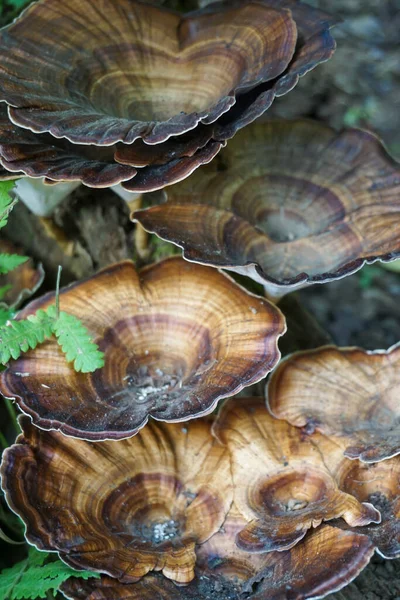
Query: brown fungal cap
xmin=0 ymin=415 xmax=232 ymax=583
xmin=0 ymin=102 xmax=223 ymax=191
xmin=0 ymin=0 xmax=297 ymax=146
xmin=267 ymin=345 xmax=400 ymax=463
xmin=213 ymin=398 xmax=380 ymax=553
xmin=0 ymin=104 xmax=137 ymax=187
xmin=134 ymin=120 xmax=400 ymax=297
xmin=0 ymin=258 xmax=285 ymax=440
xmin=336 ymin=454 xmax=400 ymax=559
xmin=210 ymin=0 xmax=339 ymax=139
xmin=60 ymin=510 xmax=375 ymax=600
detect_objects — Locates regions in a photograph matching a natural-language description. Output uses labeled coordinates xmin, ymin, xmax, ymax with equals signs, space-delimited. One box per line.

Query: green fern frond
xmin=0 ymin=253 xmax=28 ymax=275
xmin=0 ymin=181 xmax=17 ymax=229
xmin=0 ymin=310 xmax=54 ymax=364
xmin=51 ymin=311 xmax=105 ymax=373
xmin=0 ymin=307 xmax=14 ymax=327
xmin=0 ymin=546 xmax=99 ymax=600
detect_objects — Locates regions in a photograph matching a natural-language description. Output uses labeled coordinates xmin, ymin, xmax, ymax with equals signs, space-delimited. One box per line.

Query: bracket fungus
xmin=0 ymin=415 xmax=233 ymax=583
xmin=0 ymin=0 xmax=337 ymax=192
xmin=267 ymin=345 xmax=400 ymax=463
xmin=134 ymin=119 xmax=400 ymax=298
xmin=60 ymin=507 xmax=375 ymax=600
xmin=0 ymin=258 xmax=285 ymax=440
xmin=336 ymin=455 xmax=400 ymax=559
xmin=213 ymin=397 xmax=380 ymax=553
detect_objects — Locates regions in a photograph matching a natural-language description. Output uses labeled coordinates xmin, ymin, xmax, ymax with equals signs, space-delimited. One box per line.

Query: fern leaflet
xmin=0 ymin=181 xmax=17 ymax=229
xmin=51 ymin=310 xmax=105 ymax=373
xmin=0 ymin=254 xmax=28 ymax=275
xmin=0 ymin=546 xmax=99 ymax=600
xmin=0 ymin=310 xmax=54 ymax=364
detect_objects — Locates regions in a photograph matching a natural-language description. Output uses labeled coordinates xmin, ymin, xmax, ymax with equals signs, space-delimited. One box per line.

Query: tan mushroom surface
xmin=0 ymin=415 xmax=232 ymax=583
xmin=60 ymin=506 xmax=375 ymax=600
xmin=134 ymin=120 xmax=400 ymax=297
xmin=267 ymin=345 xmax=400 ymax=463
xmin=213 ymin=397 xmax=381 ymax=553
xmin=335 ymin=453 xmax=400 ymax=559
xmin=0 ymin=258 xmax=285 ymax=440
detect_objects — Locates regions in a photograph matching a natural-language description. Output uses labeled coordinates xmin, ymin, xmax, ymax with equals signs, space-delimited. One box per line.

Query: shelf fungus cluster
xmin=0 ymin=0 xmax=337 ymax=192
xmin=134 ymin=119 xmax=400 ymax=298
xmin=0 ymin=1 xmax=399 ymax=599
xmin=2 ymin=395 xmax=398 ymax=600
xmin=0 ymin=264 xmax=399 ymax=600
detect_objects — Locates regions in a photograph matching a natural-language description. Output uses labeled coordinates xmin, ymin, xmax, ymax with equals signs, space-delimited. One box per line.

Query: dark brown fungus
xmin=268 ymin=345 xmax=400 ymax=463
xmin=0 ymin=0 xmax=338 ymax=191
xmin=213 ymin=398 xmax=381 ymax=553
xmin=0 ymin=103 xmax=137 ymax=187
xmin=134 ymin=120 xmax=400 ymax=298
xmin=0 ymin=0 xmax=297 ymax=145
xmin=0 ymin=258 xmax=285 ymax=440
xmin=0 ymin=415 xmax=232 ymax=583
xmin=60 ymin=507 xmax=375 ymax=600
xmin=336 ymin=454 xmax=400 ymax=559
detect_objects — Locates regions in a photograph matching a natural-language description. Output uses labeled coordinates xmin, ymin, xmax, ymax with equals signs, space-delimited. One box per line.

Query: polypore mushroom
xmin=60 ymin=507 xmax=375 ymax=600
xmin=267 ymin=345 xmax=400 ymax=463
xmin=0 ymin=0 xmax=295 ymax=189
xmin=336 ymin=453 xmax=400 ymax=559
xmin=134 ymin=119 xmax=400 ymax=299
xmin=208 ymin=0 xmax=340 ymax=140
xmin=0 ymin=240 xmax=44 ymax=309
xmin=0 ymin=0 xmax=337 ymax=193
xmin=213 ymin=397 xmax=380 ymax=553
xmin=0 ymin=258 xmax=285 ymax=440
xmin=0 ymin=415 xmax=232 ymax=583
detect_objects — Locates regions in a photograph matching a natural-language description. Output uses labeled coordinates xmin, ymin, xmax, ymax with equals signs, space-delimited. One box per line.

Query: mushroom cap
xmin=60 ymin=508 xmax=375 ymax=600
xmin=0 ymin=239 xmax=44 ymax=309
xmin=0 ymin=103 xmax=137 ymax=187
xmin=0 ymin=103 xmax=224 ymax=191
xmin=0 ymin=0 xmax=297 ymax=146
xmin=336 ymin=454 xmax=400 ymax=559
xmin=267 ymin=345 xmax=400 ymax=463
xmin=209 ymin=0 xmax=339 ymax=140
xmin=213 ymin=397 xmax=380 ymax=553
xmin=134 ymin=119 xmax=400 ymax=297
xmin=0 ymin=414 xmax=233 ymax=583
xmin=0 ymin=258 xmax=285 ymax=440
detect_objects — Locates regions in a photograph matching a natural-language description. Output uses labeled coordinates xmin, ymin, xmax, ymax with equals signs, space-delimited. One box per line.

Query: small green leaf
xmin=0 ymin=254 xmax=28 ymax=275
xmin=0 ymin=181 xmax=17 ymax=229
xmin=0 ymin=307 xmax=14 ymax=327
xmin=0 ymin=310 xmax=55 ymax=364
xmin=51 ymin=311 xmax=105 ymax=373
xmin=0 ymin=546 xmax=99 ymax=600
